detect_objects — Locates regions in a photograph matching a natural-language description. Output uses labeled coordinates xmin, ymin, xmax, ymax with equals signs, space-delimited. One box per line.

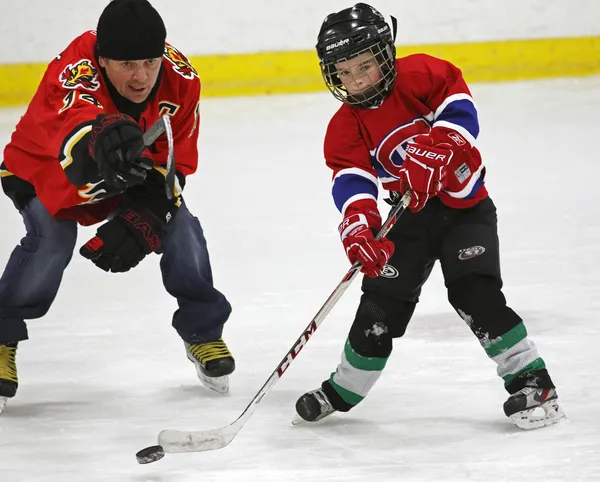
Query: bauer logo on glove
xmin=405 ymin=144 xmax=451 ymax=163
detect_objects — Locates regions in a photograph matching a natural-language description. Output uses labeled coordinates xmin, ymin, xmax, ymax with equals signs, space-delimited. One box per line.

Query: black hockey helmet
xmin=316 ymin=3 xmax=397 ymax=108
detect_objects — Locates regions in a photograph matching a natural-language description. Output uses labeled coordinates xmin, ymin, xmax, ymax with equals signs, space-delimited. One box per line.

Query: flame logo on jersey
xmin=77 ymin=180 xmax=115 ymax=204
xmin=164 ymin=45 xmax=198 ymax=80
xmin=60 ymin=59 xmax=100 ymax=91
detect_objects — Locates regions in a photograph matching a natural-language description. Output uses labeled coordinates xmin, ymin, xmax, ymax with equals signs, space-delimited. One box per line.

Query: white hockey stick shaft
xmin=156 ymin=192 xmax=412 ymax=454
xmin=134 ymin=115 xmax=176 ymax=199
xmin=141 ymin=114 xmax=168 ymax=147
xmin=161 ymin=115 xmax=176 ymax=200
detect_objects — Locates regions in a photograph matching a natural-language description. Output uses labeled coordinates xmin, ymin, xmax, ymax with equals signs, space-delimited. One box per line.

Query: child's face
xmin=334 ymin=51 xmax=383 ymax=95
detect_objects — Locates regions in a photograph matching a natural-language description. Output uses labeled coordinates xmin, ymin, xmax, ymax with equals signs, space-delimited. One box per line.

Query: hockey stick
xmin=129 ymin=114 xmax=176 ymax=200
xmin=162 ymin=116 xmax=176 ymax=200
xmin=141 ymin=191 xmax=412 ymax=458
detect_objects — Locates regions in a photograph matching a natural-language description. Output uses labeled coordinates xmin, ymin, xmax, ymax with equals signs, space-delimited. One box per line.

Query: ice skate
xmin=504 ymin=387 xmax=565 ymax=430
xmin=185 ymin=338 xmax=235 ymax=394
xmin=0 ymin=343 xmax=18 ymax=415
xmin=293 ymin=388 xmax=337 ymax=425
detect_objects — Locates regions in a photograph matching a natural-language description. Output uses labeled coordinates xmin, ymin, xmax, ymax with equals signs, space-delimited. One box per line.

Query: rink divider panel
xmin=0 ymin=36 xmax=598 ymax=107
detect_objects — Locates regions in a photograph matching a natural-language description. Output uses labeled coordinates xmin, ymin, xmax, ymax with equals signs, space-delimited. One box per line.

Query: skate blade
xmin=509 ymin=399 xmax=566 ymax=430
xmin=291 ymin=410 xmax=335 ymax=426
xmin=188 ymin=354 xmax=230 ymax=394
xmin=291 ymin=414 xmax=305 ymax=426
xmin=0 ymin=397 xmax=7 ymax=415
xmin=196 ymin=368 xmax=229 ymax=394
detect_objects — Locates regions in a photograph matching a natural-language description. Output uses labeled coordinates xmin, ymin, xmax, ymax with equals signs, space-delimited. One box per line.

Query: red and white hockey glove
xmin=430 ymin=127 xmax=481 ymax=195
xmin=396 ymin=131 xmax=454 ymax=212
xmin=338 ymin=201 xmax=395 ymax=278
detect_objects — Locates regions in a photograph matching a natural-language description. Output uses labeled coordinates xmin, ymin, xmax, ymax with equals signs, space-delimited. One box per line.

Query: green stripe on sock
xmin=329 ymin=374 xmax=365 ymax=406
xmin=502 ymin=358 xmax=547 ymax=387
xmin=483 ymin=322 xmax=528 ymax=358
xmin=343 ymin=339 xmax=388 ymax=371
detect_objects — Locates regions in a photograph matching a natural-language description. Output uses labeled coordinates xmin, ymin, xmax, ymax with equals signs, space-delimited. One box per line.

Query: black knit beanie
xmin=96 ymin=0 xmax=166 ymax=60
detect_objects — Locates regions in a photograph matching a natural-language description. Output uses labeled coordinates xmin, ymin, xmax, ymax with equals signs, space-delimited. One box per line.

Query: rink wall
xmin=1 ymin=0 xmax=599 ymax=106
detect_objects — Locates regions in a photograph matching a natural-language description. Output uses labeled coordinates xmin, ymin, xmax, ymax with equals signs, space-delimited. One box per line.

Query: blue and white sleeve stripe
xmin=433 ymin=93 xmax=479 ymax=145
xmin=332 ymin=167 xmax=379 ymax=214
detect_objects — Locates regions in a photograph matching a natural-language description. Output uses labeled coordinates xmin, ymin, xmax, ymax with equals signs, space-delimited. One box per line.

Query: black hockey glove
xmin=80 ymin=173 xmax=179 ymax=273
xmin=88 ymin=113 xmax=154 ymax=190
xmin=79 ymin=207 xmax=159 ymax=273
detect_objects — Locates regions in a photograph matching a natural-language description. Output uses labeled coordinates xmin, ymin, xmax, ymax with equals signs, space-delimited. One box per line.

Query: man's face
xmin=99 ymin=57 xmax=162 ymax=103
xmin=334 ymin=51 xmax=383 ymax=95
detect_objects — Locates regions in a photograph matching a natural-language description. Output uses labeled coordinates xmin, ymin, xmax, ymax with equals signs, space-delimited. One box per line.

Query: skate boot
xmin=293 ymin=380 xmax=355 ymax=425
xmin=504 ymin=387 xmax=566 ymax=430
xmin=0 ymin=343 xmax=18 ymax=415
xmin=294 ymin=388 xmax=336 ymax=424
xmin=185 ymin=338 xmax=235 ymax=394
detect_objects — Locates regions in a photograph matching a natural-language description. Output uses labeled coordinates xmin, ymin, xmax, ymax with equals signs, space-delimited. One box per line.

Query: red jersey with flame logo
xmin=325 ymin=54 xmax=488 ymax=216
xmin=1 ymin=30 xmax=201 ymax=225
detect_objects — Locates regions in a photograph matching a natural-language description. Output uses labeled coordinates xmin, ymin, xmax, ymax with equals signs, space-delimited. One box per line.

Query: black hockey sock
xmin=321 ymin=379 xmax=355 ymax=412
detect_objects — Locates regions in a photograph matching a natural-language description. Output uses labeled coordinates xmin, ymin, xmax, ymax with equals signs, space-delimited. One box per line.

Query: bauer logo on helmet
xmin=326 ymin=38 xmax=350 ymax=51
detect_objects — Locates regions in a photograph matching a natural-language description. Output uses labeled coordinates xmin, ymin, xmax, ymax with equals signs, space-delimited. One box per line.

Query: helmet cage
xmin=320 ymin=41 xmax=396 ymax=108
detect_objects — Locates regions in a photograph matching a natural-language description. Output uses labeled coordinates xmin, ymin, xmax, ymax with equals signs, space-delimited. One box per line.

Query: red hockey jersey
xmin=1 ymin=30 xmax=200 ymax=225
xmin=325 ymin=54 xmax=488 ymax=216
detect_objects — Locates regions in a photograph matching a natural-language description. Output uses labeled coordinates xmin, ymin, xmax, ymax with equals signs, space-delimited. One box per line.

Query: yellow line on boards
xmin=0 ymin=36 xmax=598 ymax=107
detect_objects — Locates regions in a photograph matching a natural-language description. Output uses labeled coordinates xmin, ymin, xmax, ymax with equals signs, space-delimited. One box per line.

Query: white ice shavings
xmin=365 ymin=322 xmax=388 ymax=337
xmin=457 ymin=308 xmax=504 ymax=351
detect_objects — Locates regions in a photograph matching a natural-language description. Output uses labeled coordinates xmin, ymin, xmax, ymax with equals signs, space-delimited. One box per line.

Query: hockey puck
xmin=136 ymin=445 xmax=165 ymax=464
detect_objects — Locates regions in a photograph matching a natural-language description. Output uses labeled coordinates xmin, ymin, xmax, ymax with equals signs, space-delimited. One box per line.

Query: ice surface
xmin=0 ymin=76 xmax=599 ymax=481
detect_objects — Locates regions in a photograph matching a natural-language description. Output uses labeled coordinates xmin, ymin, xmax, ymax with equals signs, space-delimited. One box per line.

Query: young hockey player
xmin=295 ymin=3 xmax=565 ymax=430
xmin=0 ymin=0 xmax=235 ymax=414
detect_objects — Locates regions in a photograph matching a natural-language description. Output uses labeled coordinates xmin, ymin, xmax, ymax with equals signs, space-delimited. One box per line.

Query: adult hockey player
xmin=295 ymin=3 xmax=565 ymax=430
xmin=0 ymin=0 xmax=234 ymax=414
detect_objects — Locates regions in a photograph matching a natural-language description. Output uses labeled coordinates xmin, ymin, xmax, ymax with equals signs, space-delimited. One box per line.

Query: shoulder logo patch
xmin=60 ymin=59 xmax=100 ymax=91
xmin=164 ymin=45 xmax=198 ymax=80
